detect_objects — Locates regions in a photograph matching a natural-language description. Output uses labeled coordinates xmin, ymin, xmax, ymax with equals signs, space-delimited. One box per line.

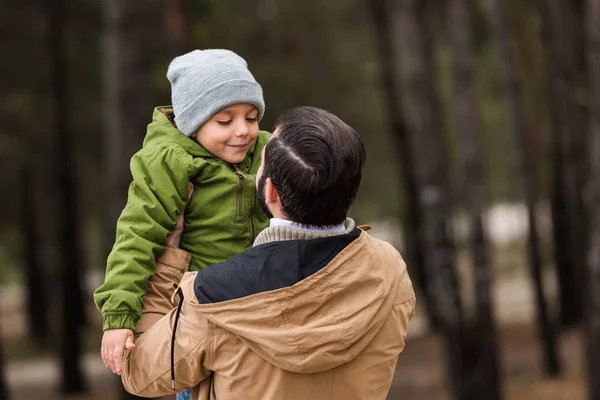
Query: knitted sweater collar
xmin=253 ymin=218 xmax=357 ymax=246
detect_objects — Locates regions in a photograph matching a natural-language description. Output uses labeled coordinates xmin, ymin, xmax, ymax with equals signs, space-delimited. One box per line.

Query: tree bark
xmin=448 ymin=1 xmax=500 ymax=398
xmin=584 ymin=0 xmax=600 ymax=397
xmin=104 ymin=1 xmax=151 ymax=398
xmin=20 ymin=165 xmax=50 ymax=348
xmin=393 ymin=0 xmax=465 ymax=396
xmin=484 ymin=0 xmax=561 ymax=376
xmin=166 ymin=0 xmax=188 ymax=55
xmin=0 ymin=325 xmax=9 ymax=400
xmin=104 ymin=0 xmax=152 ymax=230
xmin=46 ymin=0 xmax=88 ymax=393
xmin=542 ymin=0 xmax=588 ymax=328
xmin=28 ymin=158 xmax=62 ymax=351
xmin=364 ymin=0 xmax=437 ymax=331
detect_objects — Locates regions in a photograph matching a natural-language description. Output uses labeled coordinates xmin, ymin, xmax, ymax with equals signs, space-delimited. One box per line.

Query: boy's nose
xmin=235 ymin=121 xmax=250 ymax=136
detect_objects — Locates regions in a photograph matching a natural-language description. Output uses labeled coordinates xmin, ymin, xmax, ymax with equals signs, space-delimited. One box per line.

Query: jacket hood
xmin=181 ymin=232 xmax=402 ymax=374
xmin=143 ymin=106 xmax=263 ymax=162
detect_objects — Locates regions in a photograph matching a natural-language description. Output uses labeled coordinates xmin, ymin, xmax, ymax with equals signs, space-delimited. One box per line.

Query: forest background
xmin=2 ymin=0 xmax=600 ymax=399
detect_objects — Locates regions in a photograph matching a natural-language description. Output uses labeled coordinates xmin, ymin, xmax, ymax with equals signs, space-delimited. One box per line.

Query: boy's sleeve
xmin=94 ymin=145 xmax=191 ymax=331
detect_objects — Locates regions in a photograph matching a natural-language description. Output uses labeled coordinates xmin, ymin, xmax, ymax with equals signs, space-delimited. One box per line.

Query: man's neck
xmin=269 ymin=218 xmax=346 ymax=234
xmin=253 ymin=218 xmax=356 ymax=246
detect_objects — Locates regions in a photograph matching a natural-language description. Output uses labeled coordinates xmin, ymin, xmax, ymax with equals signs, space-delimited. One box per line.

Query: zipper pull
xmin=233 ymin=165 xmax=247 ymax=179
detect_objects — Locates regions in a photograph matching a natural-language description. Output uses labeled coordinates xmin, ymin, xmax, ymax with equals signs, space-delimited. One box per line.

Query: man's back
xmin=122 ymin=226 xmax=415 ymax=400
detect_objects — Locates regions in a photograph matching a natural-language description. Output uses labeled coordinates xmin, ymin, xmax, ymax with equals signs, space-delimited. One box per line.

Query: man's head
xmin=256 ymin=107 xmax=366 ymax=227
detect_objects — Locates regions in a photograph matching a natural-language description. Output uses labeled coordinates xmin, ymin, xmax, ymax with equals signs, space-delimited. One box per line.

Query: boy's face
xmin=192 ymin=103 xmax=259 ymax=164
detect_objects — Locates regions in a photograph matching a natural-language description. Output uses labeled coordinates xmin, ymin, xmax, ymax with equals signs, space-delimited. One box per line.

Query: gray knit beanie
xmin=167 ymin=49 xmax=265 ymax=136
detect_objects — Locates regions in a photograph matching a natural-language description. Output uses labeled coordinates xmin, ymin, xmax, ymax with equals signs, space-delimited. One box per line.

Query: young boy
xmin=94 ymin=49 xmax=270 ymax=376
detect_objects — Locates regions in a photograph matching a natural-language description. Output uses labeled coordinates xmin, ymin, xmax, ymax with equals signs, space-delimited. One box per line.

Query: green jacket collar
xmin=143 ymin=106 xmax=262 ymax=170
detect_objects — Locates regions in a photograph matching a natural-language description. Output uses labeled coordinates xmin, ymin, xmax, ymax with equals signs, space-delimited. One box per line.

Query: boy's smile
xmin=228 ymin=143 xmax=250 ymax=150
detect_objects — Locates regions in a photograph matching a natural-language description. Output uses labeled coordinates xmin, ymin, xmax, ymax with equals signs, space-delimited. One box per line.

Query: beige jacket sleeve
xmin=121 ymin=251 xmax=213 ymax=397
xmin=136 ymin=247 xmax=191 ymax=335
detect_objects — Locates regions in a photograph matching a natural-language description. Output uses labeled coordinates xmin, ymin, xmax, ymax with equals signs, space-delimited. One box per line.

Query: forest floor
xmin=389 ymin=324 xmax=585 ymax=400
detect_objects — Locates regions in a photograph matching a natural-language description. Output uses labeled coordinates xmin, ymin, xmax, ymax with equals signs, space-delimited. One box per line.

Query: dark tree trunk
xmin=104 ymin=0 xmax=152 ymax=236
xmin=393 ymin=0 xmax=465 ymax=396
xmin=46 ymin=0 xmax=88 ymax=393
xmin=550 ymin=152 xmax=580 ymax=327
xmin=448 ymin=1 xmax=500 ymax=398
xmin=542 ymin=0 xmax=587 ymax=328
xmin=166 ymin=0 xmax=188 ymax=55
xmin=28 ymin=159 xmax=62 ymax=349
xmin=0 ymin=326 xmax=9 ymax=400
xmin=104 ymin=1 xmax=151 ymax=398
xmin=364 ymin=0 xmax=436 ymax=331
xmin=484 ymin=0 xmax=561 ymax=376
xmin=20 ymin=165 xmax=50 ymax=348
xmin=584 ymin=1 xmax=600 ymax=398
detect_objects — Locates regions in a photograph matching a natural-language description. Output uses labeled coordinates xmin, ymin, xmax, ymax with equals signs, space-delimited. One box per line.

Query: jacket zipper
xmin=250 ymin=185 xmax=257 ymax=240
xmin=171 ymin=291 xmax=184 ymax=390
xmin=233 ymin=165 xmax=247 ymax=220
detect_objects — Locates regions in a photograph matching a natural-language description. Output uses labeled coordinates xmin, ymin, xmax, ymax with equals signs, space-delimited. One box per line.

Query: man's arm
xmin=121 ymin=274 xmax=212 ymax=397
xmin=135 ymin=246 xmax=192 ymax=335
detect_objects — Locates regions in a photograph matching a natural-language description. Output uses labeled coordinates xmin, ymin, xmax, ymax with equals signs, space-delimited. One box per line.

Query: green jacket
xmin=94 ymin=107 xmax=270 ymax=331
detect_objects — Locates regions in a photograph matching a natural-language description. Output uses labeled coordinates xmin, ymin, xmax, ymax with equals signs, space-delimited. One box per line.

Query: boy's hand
xmin=167 ymin=182 xmax=194 ymax=248
xmin=101 ymin=329 xmax=135 ymax=375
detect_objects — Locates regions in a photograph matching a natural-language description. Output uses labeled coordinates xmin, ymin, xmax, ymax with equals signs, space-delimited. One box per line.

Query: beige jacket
xmin=122 ymin=230 xmax=415 ymax=399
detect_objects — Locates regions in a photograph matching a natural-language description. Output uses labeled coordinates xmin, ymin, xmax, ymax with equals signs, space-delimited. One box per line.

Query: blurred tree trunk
xmin=448 ymin=1 xmax=500 ymax=398
xmin=542 ymin=0 xmax=587 ymax=328
xmin=20 ymin=166 xmax=50 ymax=348
xmin=364 ymin=0 xmax=436 ymax=331
xmin=0 ymin=327 xmax=8 ymax=400
xmin=104 ymin=0 xmax=151 ymax=230
xmin=166 ymin=0 xmax=188 ymax=55
xmin=28 ymin=156 xmax=62 ymax=352
xmin=46 ymin=0 xmax=88 ymax=394
xmin=104 ymin=1 xmax=151 ymax=398
xmin=513 ymin=6 xmax=547 ymax=190
xmin=584 ymin=0 xmax=600 ymax=397
xmin=484 ymin=0 xmax=561 ymax=376
xmin=393 ymin=0 xmax=465 ymax=396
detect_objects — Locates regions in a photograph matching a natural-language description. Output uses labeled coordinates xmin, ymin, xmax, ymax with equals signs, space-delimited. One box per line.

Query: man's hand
xmin=167 ymin=182 xmax=194 ymax=247
xmin=101 ymin=329 xmax=135 ymax=375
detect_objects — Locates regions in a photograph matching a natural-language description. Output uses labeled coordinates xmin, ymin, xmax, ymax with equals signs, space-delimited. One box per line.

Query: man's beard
xmin=256 ymin=173 xmax=274 ymax=219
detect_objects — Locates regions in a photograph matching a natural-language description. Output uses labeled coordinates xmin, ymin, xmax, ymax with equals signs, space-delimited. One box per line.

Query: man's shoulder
xmin=360 ymin=233 xmax=414 ymax=306
xmin=193 ymin=230 xmax=361 ymax=304
xmin=192 ymin=241 xmax=293 ymax=304
xmin=355 ymin=229 xmax=401 ymax=259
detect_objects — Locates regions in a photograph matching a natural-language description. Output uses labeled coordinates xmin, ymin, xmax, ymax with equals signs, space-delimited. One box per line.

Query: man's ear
xmin=265 ymin=177 xmax=280 ymax=204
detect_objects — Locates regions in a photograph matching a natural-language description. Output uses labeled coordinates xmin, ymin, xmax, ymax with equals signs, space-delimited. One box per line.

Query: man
xmin=121 ymin=107 xmax=416 ymax=400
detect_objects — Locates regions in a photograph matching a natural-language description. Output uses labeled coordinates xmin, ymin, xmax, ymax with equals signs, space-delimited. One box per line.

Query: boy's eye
xmin=217 ymin=120 xmax=233 ymax=125
xmin=246 ymin=117 xmax=258 ymax=122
